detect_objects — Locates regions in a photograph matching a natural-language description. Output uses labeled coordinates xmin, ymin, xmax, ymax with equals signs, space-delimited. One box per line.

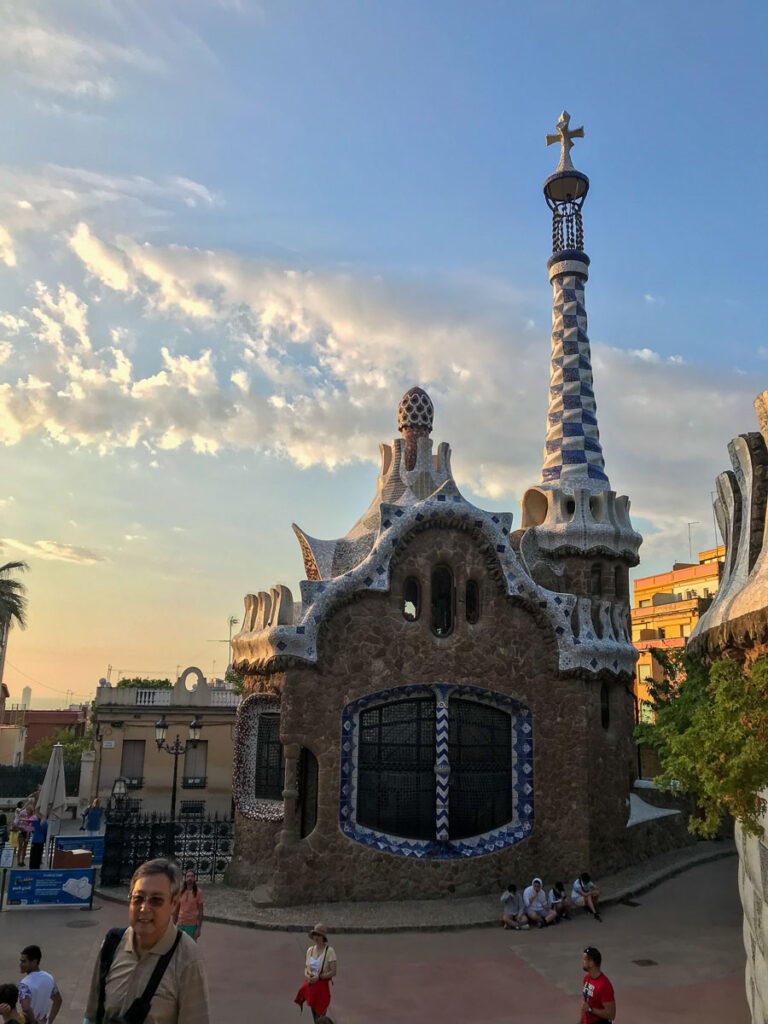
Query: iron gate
xmin=101 ymin=813 xmax=234 ymax=886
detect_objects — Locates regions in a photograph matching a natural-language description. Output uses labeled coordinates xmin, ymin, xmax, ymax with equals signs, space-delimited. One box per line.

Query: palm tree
xmin=0 ymin=560 xmax=29 ymax=689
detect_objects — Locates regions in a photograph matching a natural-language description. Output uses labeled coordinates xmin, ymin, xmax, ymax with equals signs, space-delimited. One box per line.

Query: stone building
xmin=229 ymin=114 xmax=653 ymax=903
xmin=688 ymin=390 xmax=768 ymax=1024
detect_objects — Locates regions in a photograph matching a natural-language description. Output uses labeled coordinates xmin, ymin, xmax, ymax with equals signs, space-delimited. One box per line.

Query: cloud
xmin=643 ymin=293 xmax=663 ymax=305
xmin=0 ymin=165 xmax=220 ymax=239
xmin=0 ymin=214 xmax=763 ymax=573
xmin=0 ymin=225 xmax=16 ymax=266
xmin=0 ymin=4 xmax=164 ymax=105
xmin=1 ymin=538 xmax=107 ymax=565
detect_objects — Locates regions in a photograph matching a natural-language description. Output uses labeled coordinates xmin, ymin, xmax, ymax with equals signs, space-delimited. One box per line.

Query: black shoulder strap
xmin=97 ymin=928 xmax=127 ymax=1024
xmin=122 ymin=931 xmax=183 ymax=1024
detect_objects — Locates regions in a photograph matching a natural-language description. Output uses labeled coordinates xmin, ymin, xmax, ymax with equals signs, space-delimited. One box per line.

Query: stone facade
xmin=229 ymin=114 xmax=658 ymax=905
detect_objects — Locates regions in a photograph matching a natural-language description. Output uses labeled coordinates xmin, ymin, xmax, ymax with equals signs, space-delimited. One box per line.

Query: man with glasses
xmin=83 ymin=858 xmax=210 ymax=1024
xmin=580 ymin=946 xmax=615 ymax=1023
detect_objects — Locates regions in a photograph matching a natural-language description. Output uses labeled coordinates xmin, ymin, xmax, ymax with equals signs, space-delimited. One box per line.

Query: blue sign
xmin=56 ymin=836 xmax=105 ymax=865
xmin=5 ymin=868 xmax=95 ymax=909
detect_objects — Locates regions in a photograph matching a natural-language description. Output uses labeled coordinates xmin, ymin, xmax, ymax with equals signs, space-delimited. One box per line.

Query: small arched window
xmin=465 ymin=580 xmax=480 ymax=624
xmin=614 ymin=566 xmax=628 ymax=602
xmin=431 ymin=565 xmax=454 ymax=637
xmin=591 ymin=564 xmax=603 ymax=598
xmin=403 ymin=576 xmax=420 ymax=621
xmin=600 ymin=684 xmax=610 ymax=729
xmin=254 ymin=714 xmax=285 ymax=799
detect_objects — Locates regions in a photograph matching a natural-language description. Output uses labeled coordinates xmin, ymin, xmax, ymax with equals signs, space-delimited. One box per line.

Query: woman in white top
xmin=294 ymin=923 xmax=337 ymax=1021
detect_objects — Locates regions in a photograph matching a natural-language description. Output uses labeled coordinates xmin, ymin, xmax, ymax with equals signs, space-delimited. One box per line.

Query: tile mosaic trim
xmin=339 ymin=683 xmax=534 ymax=860
xmin=232 ymin=482 xmax=638 ymax=679
xmin=232 ymin=693 xmax=285 ymax=822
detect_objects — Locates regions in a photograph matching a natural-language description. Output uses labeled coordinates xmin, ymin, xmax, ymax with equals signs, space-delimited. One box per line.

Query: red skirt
xmin=294 ymin=978 xmax=331 ymax=1016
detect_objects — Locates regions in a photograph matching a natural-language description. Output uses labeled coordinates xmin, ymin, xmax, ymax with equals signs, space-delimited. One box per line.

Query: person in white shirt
xmin=17 ymin=946 xmax=62 ymax=1024
xmin=522 ymin=877 xmax=557 ymax=928
xmin=571 ymin=871 xmax=602 ymax=921
xmin=500 ymin=883 xmax=530 ymax=930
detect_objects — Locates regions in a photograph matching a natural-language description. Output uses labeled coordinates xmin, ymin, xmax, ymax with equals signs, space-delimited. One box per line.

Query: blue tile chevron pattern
xmin=434 ymin=687 xmax=451 ymax=841
xmin=339 ymin=683 xmax=534 ymax=860
xmin=541 ymin=262 xmax=609 ymax=491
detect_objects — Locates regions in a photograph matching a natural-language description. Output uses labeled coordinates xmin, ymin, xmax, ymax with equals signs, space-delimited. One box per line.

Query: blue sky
xmin=0 ymin=0 xmax=765 ymax=705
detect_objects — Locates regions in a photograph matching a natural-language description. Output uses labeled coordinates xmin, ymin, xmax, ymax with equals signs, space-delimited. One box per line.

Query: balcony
xmin=182 ymin=776 xmax=207 ymax=789
xmin=134 ymin=689 xmax=172 ymax=706
xmin=210 ymin=690 xmax=240 ymax=706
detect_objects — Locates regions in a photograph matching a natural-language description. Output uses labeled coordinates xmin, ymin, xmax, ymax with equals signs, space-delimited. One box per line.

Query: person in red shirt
xmin=172 ymin=869 xmax=204 ymax=941
xmin=580 ymin=946 xmax=615 ymax=1023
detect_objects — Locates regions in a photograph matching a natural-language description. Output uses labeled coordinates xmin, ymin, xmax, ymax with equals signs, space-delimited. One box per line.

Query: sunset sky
xmin=0 ymin=0 xmax=765 ymax=708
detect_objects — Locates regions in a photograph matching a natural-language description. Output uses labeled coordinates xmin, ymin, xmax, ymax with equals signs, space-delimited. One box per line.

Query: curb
xmin=95 ymin=841 xmax=737 ymax=934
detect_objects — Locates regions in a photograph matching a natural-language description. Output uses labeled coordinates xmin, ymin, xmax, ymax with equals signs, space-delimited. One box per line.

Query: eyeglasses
xmin=130 ymin=894 xmax=169 ymax=909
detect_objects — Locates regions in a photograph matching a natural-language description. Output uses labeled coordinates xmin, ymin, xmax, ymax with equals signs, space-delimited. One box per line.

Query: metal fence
xmin=101 ymin=812 xmax=234 ymax=886
xmin=0 ymin=763 xmax=80 ymax=798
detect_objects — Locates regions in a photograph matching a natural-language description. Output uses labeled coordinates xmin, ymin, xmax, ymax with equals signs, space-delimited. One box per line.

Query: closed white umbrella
xmin=37 ymin=743 xmax=67 ymax=821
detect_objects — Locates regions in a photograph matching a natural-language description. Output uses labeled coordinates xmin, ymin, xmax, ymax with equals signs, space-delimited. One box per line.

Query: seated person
xmin=548 ymin=880 xmax=571 ymax=920
xmin=0 ymin=983 xmax=25 ymax=1024
xmin=500 ymin=883 xmax=529 ymax=930
xmin=571 ymin=871 xmax=602 ymax=921
xmin=523 ymin=877 xmax=557 ymax=928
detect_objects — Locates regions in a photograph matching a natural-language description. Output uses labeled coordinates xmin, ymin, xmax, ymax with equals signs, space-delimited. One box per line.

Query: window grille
xmin=180 ymin=800 xmax=205 ymax=815
xmin=448 ymin=699 xmax=512 ymax=839
xmin=254 ymin=714 xmax=285 ymax=800
xmin=357 ymin=697 xmax=436 ymax=839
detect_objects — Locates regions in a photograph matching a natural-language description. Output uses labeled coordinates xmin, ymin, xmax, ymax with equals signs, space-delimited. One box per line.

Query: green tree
xmin=0 ymin=560 xmax=28 ymax=628
xmin=224 ymin=666 xmax=244 ymax=694
xmin=635 ymin=650 xmax=768 ymax=837
xmin=116 ymin=677 xmax=172 ymax=689
xmin=27 ymin=725 xmax=93 ymax=766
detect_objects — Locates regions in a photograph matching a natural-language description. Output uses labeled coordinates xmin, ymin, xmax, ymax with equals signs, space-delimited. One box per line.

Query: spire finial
xmin=545 ymin=111 xmax=584 ymax=173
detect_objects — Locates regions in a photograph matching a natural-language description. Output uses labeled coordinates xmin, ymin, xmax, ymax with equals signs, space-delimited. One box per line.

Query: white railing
xmin=134 ymin=689 xmax=172 ymax=706
xmin=210 ymin=690 xmax=241 ymax=706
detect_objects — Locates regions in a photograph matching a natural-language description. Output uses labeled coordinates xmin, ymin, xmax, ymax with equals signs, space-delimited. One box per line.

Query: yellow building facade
xmin=92 ymin=668 xmax=240 ymax=817
xmin=631 ymin=546 xmax=724 ymax=719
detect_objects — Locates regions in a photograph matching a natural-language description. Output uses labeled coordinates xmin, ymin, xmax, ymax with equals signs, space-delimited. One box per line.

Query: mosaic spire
xmin=540 ymin=113 xmax=609 ymax=494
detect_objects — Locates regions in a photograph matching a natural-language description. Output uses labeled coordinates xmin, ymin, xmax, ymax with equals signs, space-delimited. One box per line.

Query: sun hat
xmin=309 ymin=922 xmax=328 ymax=939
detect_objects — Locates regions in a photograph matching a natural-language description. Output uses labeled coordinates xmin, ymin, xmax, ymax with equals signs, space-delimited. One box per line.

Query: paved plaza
xmin=0 ymin=856 xmax=748 ymax=1023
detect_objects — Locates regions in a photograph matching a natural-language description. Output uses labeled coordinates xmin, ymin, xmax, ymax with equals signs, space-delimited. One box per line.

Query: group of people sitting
xmin=500 ymin=872 xmax=602 ymax=929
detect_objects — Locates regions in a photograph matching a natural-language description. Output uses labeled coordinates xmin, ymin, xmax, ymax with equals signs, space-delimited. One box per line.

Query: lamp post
xmin=108 ymin=776 xmax=128 ymax=816
xmin=154 ymin=716 xmax=203 ymax=821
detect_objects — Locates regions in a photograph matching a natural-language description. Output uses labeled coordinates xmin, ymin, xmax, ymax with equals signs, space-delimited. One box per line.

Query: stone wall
xmin=233 ymin=526 xmax=637 ymax=904
xmin=737 ymin=807 xmax=768 ymax=1024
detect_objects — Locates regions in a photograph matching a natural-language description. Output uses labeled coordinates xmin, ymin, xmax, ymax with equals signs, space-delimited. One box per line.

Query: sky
xmin=0 ymin=0 xmax=765 ymax=708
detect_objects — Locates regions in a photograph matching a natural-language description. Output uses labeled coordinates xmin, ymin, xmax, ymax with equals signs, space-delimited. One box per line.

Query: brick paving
xmin=0 ymin=844 xmax=747 ymax=1024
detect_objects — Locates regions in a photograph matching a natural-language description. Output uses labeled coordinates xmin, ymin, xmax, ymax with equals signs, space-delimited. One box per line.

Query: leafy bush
xmin=635 ymin=650 xmax=768 ymax=837
xmin=117 ymin=677 xmax=172 ymax=689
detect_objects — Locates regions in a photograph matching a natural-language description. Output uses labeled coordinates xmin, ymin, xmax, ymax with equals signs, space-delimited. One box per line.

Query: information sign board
xmin=4 ymin=868 xmax=94 ymax=910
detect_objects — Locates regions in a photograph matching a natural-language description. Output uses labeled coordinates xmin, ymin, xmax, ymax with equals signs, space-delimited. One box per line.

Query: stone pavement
xmin=98 ymin=837 xmax=734 ymax=932
xmin=0 ymin=849 xmax=748 ymax=1023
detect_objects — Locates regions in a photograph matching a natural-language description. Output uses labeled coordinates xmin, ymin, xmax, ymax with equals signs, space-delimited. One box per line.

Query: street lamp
xmin=154 ymin=716 xmax=203 ymax=821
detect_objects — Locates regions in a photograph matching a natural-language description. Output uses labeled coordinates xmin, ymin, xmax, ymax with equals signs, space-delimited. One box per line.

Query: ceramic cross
xmin=546 ymin=111 xmax=584 ymax=173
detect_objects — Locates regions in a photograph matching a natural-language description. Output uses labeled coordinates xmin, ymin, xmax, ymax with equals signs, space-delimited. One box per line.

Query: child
xmin=500 ymin=883 xmax=529 ymax=930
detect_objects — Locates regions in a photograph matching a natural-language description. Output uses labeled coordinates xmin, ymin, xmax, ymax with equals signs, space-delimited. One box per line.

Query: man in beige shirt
xmin=83 ymin=858 xmax=210 ymax=1024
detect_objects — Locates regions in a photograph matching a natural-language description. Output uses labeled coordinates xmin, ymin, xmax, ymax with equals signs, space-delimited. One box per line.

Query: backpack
xmin=97 ymin=927 xmax=182 ymax=1024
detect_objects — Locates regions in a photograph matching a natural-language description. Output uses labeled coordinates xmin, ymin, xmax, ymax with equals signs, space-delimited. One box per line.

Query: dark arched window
xmin=298 ymin=748 xmax=318 ymax=839
xmin=254 ymin=714 xmax=285 ymax=799
xmin=614 ymin=566 xmax=628 ymax=602
xmin=431 ymin=565 xmax=454 ymax=636
xmin=600 ymin=684 xmax=610 ymax=729
xmin=403 ymin=576 xmax=420 ymax=621
xmin=357 ymin=698 xmax=436 ymax=839
xmin=448 ymin=700 xmax=512 ymax=838
xmin=465 ymin=580 xmax=480 ymax=624
xmin=591 ymin=563 xmax=603 ymax=598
